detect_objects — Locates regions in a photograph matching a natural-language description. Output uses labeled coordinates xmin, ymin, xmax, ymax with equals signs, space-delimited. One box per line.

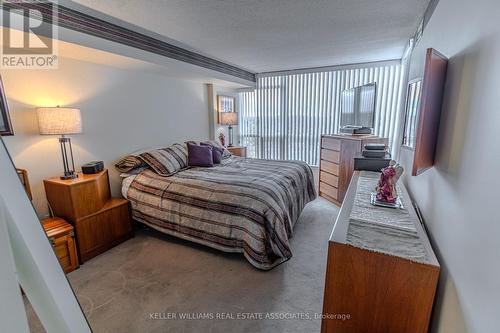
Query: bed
xmin=122 ymin=156 xmax=316 ymax=270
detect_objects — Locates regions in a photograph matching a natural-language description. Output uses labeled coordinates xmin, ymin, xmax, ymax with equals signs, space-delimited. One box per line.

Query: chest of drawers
xmin=319 ymin=134 xmax=388 ymax=205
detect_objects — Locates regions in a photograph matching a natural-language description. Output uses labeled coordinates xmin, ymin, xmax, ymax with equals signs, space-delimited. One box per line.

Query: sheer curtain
xmin=238 ymin=61 xmax=405 ymax=165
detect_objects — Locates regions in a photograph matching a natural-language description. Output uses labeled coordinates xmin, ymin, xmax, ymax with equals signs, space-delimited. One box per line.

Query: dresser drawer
xmin=321 ymin=149 xmax=340 ymax=163
xmin=320 ymin=171 xmax=339 ymax=188
xmin=321 ymin=160 xmax=339 ymax=175
xmin=320 ymin=181 xmax=338 ymax=200
xmin=321 ymin=137 xmax=341 ymax=151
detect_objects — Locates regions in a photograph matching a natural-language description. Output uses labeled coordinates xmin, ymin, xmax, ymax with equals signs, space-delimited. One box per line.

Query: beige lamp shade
xmin=37 ymin=107 xmax=82 ymax=135
xmin=219 ymin=112 xmax=238 ymax=126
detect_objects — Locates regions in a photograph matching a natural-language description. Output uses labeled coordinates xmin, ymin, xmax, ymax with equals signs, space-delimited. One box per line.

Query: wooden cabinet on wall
xmin=319 ymin=134 xmax=388 ymax=205
xmin=44 ymin=170 xmax=133 ymax=263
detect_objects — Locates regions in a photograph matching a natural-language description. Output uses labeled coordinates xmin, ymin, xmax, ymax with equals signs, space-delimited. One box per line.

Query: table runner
xmin=346 ymin=171 xmax=429 ymax=263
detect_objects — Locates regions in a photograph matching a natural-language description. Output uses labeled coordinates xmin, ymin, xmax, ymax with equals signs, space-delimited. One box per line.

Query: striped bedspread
xmin=123 ymin=156 xmax=316 ymax=270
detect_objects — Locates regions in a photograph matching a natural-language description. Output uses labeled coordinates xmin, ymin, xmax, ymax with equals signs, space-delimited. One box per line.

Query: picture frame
xmin=0 ymin=75 xmax=14 ymax=136
xmin=217 ymin=95 xmax=235 ymax=113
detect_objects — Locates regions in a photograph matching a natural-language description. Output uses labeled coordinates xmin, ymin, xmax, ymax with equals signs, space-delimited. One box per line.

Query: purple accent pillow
xmin=201 ymin=142 xmax=224 ymax=164
xmin=187 ymin=142 xmax=214 ymax=167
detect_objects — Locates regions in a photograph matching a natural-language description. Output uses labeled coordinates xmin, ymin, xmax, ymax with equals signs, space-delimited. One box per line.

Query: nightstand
xmin=43 ymin=170 xmax=133 ymax=263
xmin=227 ymin=146 xmax=247 ymax=157
xmin=42 ymin=217 xmax=79 ymax=273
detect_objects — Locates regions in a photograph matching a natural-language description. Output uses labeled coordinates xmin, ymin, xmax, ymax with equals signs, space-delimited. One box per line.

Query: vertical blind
xmin=238 ymin=62 xmax=405 ymax=165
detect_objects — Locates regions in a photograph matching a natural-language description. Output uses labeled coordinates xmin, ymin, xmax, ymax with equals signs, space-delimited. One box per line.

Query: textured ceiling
xmin=70 ymin=0 xmax=430 ymax=73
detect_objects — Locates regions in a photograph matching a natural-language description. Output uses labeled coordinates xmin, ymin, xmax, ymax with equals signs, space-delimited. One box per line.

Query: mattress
xmin=123 ymin=156 xmax=316 ymax=270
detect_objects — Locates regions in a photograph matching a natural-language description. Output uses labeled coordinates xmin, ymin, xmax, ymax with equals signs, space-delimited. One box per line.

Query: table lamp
xmin=37 ymin=106 xmax=82 ymax=179
xmin=219 ymin=112 xmax=238 ymax=147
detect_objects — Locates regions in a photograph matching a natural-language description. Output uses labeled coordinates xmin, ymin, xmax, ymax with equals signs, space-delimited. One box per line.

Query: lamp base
xmin=60 ymin=172 xmax=78 ymax=180
xmin=228 ymin=125 xmax=234 ymax=147
xmin=59 ymin=135 xmax=78 ymax=180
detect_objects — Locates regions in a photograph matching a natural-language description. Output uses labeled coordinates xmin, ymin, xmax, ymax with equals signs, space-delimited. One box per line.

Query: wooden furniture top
xmin=42 ymin=217 xmax=73 ymax=239
xmin=330 ymin=171 xmax=439 ymax=267
xmin=44 ymin=170 xmax=107 ymax=185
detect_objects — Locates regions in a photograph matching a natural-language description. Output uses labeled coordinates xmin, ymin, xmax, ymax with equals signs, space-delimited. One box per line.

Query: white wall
xmin=2 ymin=56 xmax=209 ymax=218
xmin=400 ymin=0 xmax=500 ymax=332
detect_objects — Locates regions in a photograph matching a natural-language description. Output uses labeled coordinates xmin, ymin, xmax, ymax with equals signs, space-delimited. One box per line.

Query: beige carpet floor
xmin=26 ymin=197 xmax=338 ymax=333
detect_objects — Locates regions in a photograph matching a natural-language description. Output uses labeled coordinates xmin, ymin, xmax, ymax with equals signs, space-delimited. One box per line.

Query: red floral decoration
xmin=376 ymin=165 xmax=398 ymax=203
xmin=218 ymin=132 xmax=226 ymax=147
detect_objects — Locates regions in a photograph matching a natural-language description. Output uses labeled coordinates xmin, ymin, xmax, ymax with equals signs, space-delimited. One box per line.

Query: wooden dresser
xmin=321 ymin=171 xmax=440 ymax=333
xmin=44 ymin=170 xmax=133 ymax=263
xmin=319 ymin=134 xmax=388 ymax=205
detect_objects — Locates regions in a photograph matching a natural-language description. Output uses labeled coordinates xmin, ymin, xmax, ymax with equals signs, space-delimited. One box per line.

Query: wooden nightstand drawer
xmin=42 ymin=217 xmax=79 ymax=273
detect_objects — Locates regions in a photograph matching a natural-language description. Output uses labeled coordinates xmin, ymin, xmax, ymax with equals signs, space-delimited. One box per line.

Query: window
xmin=238 ymin=62 xmax=405 ymax=165
xmin=402 ymin=79 xmax=422 ymax=149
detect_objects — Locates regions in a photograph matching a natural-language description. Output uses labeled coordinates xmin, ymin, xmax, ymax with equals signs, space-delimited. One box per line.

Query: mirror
xmin=402 ymin=79 xmax=422 ymax=149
